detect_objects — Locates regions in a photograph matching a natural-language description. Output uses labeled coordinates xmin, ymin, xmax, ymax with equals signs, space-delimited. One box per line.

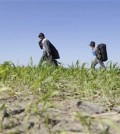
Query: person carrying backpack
xmin=89 ymin=41 xmax=107 ymax=70
xmin=38 ymin=33 xmax=60 ymax=67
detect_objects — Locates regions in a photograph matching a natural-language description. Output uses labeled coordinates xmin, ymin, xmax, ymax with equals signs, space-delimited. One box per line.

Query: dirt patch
xmin=0 ymin=93 xmax=120 ymax=134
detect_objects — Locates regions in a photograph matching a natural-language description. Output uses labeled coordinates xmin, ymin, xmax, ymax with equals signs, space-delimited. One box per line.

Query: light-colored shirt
xmin=92 ymin=47 xmax=97 ymax=56
xmin=42 ymin=38 xmax=51 ymax=56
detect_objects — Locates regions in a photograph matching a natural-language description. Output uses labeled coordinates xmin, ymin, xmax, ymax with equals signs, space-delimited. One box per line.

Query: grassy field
xmin=0 ymin=61 xmax=120 ymax=105
xmin=0 ymin=61 xmax=120 ymax=134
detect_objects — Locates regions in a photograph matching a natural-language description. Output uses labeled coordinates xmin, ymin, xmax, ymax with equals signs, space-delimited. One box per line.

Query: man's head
xmin=89 ymin=41 xmax=95 ymax=48
xmin=38 ymin=32 xmax=45 ymax=40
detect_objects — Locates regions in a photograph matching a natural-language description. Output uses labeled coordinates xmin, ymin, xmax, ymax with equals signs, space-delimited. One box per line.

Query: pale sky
xmin=0 ymin=0 xmax=120 ymax=66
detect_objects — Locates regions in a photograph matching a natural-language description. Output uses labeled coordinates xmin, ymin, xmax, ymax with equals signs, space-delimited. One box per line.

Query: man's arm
xmin=95 ymin=47 xmax=102 ymax=59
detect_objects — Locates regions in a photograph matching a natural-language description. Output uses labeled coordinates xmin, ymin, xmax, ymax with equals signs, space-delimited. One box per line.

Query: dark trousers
xmin=91 ymin=57 xmax=106 ymax=70
xmin=39 ymin=54 xmax=58 ymax=67
xmin=46 ymin=55 xmax=58 ymax=67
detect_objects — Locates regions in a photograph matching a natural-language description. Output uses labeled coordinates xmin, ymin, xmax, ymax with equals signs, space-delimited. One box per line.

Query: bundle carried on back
xmin=96 ymin=43 xmax=108 ymax=61
xmin=39 ymin=39 xmax=60 ymax=60
xmin=47 ymin=40 xmax=60 ymax=59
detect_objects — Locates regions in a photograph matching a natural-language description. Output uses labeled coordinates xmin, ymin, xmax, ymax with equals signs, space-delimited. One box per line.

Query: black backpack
xmin=47 ymin=40 xmax=60 ymax=59
xmin=96 ymin=43 xmax=108 ymax=61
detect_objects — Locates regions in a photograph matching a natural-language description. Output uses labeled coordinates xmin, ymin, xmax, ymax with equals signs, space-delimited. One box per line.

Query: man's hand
xmin=47 ymin=53 xmax=50 ymax=56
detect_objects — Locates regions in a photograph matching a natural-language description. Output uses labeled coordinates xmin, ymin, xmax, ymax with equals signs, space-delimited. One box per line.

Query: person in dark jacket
xmin=38 ymin=33 xmax=60 ymax=67
xmin=89 ymin=41 xmax=106 ymax=70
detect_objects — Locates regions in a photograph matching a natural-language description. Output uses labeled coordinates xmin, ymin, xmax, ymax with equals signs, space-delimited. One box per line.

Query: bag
xmin=47 ymin=40 xmax=60 ymax=59
xmin=96 ymin=43 xmax=108 ymax=61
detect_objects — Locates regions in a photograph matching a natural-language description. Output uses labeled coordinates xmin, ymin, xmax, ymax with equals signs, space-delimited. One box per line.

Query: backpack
xmin=96 ymin=43 xmax=108 ymax=61
xmin=47 ymin=40 xmax=60 ymax=59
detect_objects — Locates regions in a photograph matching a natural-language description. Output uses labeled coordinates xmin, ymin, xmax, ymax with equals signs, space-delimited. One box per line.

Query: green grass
xmin=0 ymin=61 xmax=120 ymax=106
xmin=0 ymin=60 xmax=120 ymax=133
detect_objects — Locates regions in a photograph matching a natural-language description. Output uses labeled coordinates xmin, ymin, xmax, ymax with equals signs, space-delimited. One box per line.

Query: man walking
xmin=89 ymin=41 xmax=106 ymax=70
xmin=38 ymin=33 xmax=60 ymax=67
